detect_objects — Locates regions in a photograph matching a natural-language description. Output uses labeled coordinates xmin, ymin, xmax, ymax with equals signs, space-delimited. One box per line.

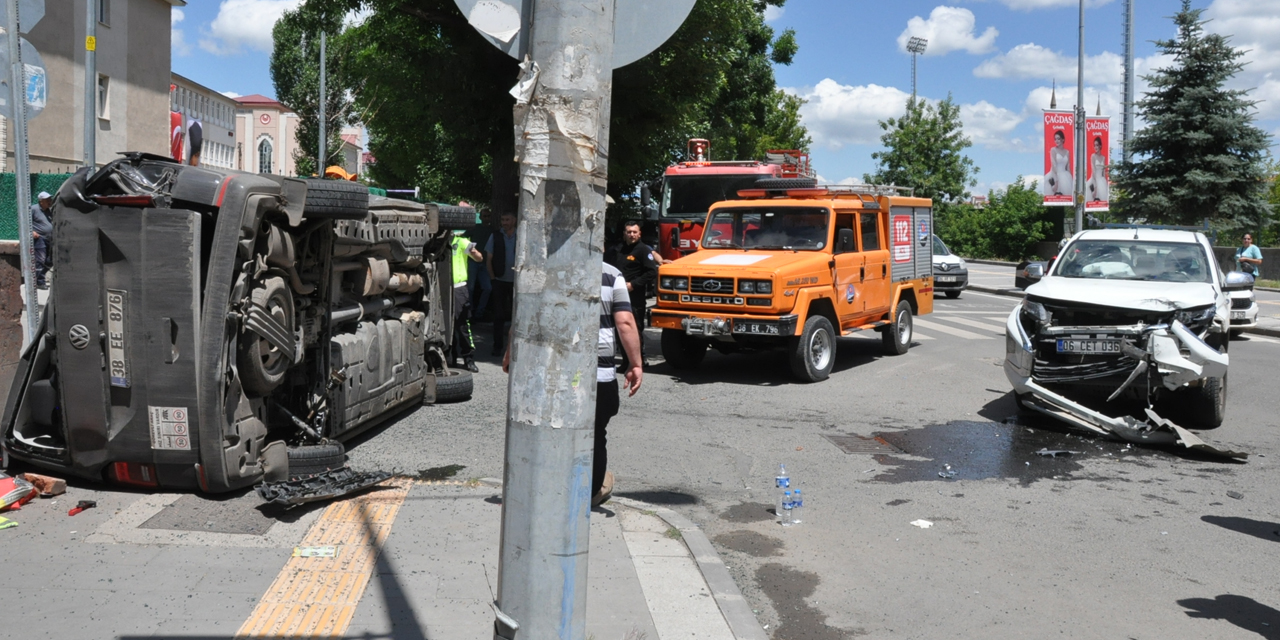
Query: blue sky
xmin=172 ymin=0 xmax=1280 ymax=195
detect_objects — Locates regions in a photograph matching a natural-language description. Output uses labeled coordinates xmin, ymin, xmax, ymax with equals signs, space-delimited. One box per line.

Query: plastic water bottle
xmin=791 ymin=490 xmax=803 ymax=524
xmin=780 ymin=491 xmax=794 ymax=527
xmin=775 ymin=464 xmax=790 ymax=490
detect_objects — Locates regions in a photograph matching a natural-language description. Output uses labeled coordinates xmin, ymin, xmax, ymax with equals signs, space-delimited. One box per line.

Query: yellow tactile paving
xmin=235 ymin=476 xmax=413 ymax=639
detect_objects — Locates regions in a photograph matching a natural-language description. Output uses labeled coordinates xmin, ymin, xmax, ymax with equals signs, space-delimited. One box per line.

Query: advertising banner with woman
xmin=1042 ymin=110 xmax=1074 ymax=206
xmin=1085 ymin=116 xmax=1110 ymax=211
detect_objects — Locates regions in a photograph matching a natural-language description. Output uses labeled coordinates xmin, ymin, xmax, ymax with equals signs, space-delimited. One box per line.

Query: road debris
xmin=1226 ymin=491 xmax=1244 ymax=500
xmin=293 ymin=546 xmax=338 ymax=558
xmin=0 ymin=473 xmax=36 ymax=511
xmin=0 ymin=515 xmax=16 ymax=530
xmin=256 ymin=468 xmax=393 ymax=507
xmin=910 ymin=519 xmax=934 ymax=529
xmin=937 ymin=464 xmax=957 ymax=479
xmin=68 ymin=500 xmax=97 ymax=516
xmin=20 ymin=473 xmax=66 ymax=497
xmin=1035 ymin=449 xmax=1083 ymax=457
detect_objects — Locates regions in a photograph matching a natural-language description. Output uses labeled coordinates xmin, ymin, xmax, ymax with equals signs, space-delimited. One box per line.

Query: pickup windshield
xmin=701 ymin=207 xmax=830 ymax=251
xmin=661 ymin=175 xmax=767 ymax=219
xmin=1054 ymin=240 xmax=1213 ymax=283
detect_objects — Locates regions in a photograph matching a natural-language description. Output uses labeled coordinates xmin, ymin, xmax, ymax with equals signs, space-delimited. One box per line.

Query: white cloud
xmin=974 ymin=44 xmax=1125 ymax=84
xmin=172 ymin=8 xmax=191 ymax=57
xmin=764 ymin=5 xmax=784 ymax=22
xmin=1252 ymin=77 xmax=1280 ymax=120
xmin=221 ymin=91 xmax=242 ymax=99
xmin=790 ymin=80 xmax=912 ymax=149
xmin=817 ymin=175 xmax=866 ymax=185
xmin=897 ymin=7 xmax=998 ymax=57
xmin=200 ymin=0 xmax=302 ymax=55
xmin=960 ymin=100 xmax=1028 ymax=151
xmin=996 ymin=0 xmax=1113 ymax=10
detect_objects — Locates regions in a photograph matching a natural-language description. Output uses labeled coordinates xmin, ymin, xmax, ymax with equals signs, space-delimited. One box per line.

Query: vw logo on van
xmin=69 ymin=324 xmax=91 ymax=350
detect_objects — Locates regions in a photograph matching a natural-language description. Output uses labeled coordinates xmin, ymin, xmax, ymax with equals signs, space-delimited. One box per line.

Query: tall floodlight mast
xmin=907 ymin=37 xmax=928 ymax=98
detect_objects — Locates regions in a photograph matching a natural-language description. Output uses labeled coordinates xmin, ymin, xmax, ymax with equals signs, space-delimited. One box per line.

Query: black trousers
xmin=33 ymin=238 xmax=48 ymax=287
xmin=451 ymin=285 xmax=474 ymax=362
xmin=592 ymin=378 xmax=620 ymax=497
xmin=492 ymin=280 xmax=514 ymax=350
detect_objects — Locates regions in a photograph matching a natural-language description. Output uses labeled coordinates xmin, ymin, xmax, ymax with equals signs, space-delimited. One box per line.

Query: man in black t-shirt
xmin=605 ymin=220 xmax=657 ymax=365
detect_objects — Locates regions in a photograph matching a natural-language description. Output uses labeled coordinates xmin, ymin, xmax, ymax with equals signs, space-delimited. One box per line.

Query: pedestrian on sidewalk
xmin=605 ymin=220 xmax=657 ymax=367
xmin=1235 ymin=233 xmax=1263 ymax=277
xmin=485 ymin=212 xmax=518 ymax=356
xmin=467 ymin=209 xmax=495 ymax=322
xmin=450 ymin=230 xmax=484 ymax=372
xmin=503 ymin=261 xmax=643 ymax=507
xmin=30 ymin=192 xmax=53 ymax=289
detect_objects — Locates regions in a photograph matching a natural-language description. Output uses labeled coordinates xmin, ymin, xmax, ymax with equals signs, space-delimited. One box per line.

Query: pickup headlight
xmin=738 ymin=279 xmax=772 ymax=294
xmin=1174 ymin=305 xmax=1215 ymax=327
xmin=661 ymin=276 xmax=689 ymax=291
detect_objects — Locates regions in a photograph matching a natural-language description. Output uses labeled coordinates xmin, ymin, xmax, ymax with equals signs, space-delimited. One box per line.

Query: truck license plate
xmin=107 ymin=289 xmax=130 ymax=387
xmin=735 ymin=321 xmax=779 ymax=335
xmin=1056 ymin=339 xmax=1120 ymax=354
xmin=1231 ymin=311 xmax=1246 ymax=320
xmin=935 ymin=275 xmax=957 ymax=283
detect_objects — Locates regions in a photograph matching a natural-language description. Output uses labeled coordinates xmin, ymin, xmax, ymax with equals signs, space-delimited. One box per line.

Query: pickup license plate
xmin=1231 ymin=310 xmax=1247 ymax=320
xmin=735 ymin=321 xmax=779 ymax=336
xmin=107 ymin=289 xmax=130 ymax=387
xmin=1056 ymin=339 xmax=1120 ymax=354
xmin=935 ymin=276 xmax=957 ymax=283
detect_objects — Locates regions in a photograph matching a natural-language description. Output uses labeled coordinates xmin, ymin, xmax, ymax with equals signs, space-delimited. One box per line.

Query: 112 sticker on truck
xmin=892 ymin=215 xmax=912 ymax=263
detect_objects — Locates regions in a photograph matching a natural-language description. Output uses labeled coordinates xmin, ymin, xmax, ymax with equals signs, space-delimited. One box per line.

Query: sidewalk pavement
xmin=1 ymin=475 xmax=765 ymax=640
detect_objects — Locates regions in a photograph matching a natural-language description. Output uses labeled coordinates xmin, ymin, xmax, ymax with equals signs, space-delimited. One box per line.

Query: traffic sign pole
xmin=7 ymin=0 xmax=37 ymax=347
xmin=84 ymin=0 xmax=95 ymax=167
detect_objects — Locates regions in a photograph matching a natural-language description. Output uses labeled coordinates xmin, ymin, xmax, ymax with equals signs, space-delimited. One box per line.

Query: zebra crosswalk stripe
xmin=913 ymin=318 xmax=990 ymax=340
xmin=936 ymin=316 xmax=1005 ymax=335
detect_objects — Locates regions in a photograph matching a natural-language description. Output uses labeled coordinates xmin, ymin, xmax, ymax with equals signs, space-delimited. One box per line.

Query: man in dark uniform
xmin=605 ymin=220 xmax=657 ymax=366
xmin=30 ymin=192 xmax=54 ymax=288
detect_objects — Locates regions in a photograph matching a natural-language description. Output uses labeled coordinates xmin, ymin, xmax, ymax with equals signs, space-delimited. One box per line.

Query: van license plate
xmin=735 ymin=321 xmax=779 ymax=335
xmin=107 ymin=289 xmax=130 ymax=387
xmin=1056 ymin=339 xmax=1120 ymax=354
xmin=935 ymin=276 xmax=957 ymax=282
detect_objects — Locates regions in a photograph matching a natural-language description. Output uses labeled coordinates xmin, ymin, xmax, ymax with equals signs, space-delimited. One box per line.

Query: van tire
xmin=661 ymin=329 xmax=707 ymax=370
xmin=304 ymin=179 xmax=369 ymax=220
xmin=789 ymin=316 xmax=835 ymax=382
xmin=755 ymin=177 xmax=817 ymax=190
xmin=438 ymin=205 xmax=476 ymax=231
xmin=882 ymin=300 xmax=913 ymax=355
xmin=944 ymin=290 xmax=961 ymax=299
xmin=238 ymin=277 xmax=294 ymax=396
xmin=287 ymin=442 xmax=346 ymax=478
xmin=435 ymin=369 xmax=473 ymax=403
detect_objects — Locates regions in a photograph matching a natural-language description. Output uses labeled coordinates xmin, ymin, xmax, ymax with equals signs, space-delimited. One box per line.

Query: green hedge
xmin=0 ymin=173 xmax=75 ymax=241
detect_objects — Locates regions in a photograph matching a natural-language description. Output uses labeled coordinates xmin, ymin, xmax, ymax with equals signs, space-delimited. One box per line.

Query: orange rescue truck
xmin=651 ymin=182 xmax=935 ymax=382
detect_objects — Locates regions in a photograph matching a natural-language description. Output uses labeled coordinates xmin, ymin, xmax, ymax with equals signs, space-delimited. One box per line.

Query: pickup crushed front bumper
xmin=1004 ymin=304 xmax=1243 ymax=459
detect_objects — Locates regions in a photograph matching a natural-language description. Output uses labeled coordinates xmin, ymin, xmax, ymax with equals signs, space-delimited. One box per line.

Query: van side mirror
xmin=836 ymin=228 xmax=855 ymax=254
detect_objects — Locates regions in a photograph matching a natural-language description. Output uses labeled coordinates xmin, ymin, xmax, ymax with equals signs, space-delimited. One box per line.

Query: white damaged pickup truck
xmin=1004 ymin=228 xmax=1246 ymax=458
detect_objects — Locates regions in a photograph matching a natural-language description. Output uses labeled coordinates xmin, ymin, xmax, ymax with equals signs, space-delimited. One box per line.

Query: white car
xmin=1004 ymin=228 xmax=1242 ymax=453
xmin=1227 ymin=284 xmax=1259 ymax=338
xmin=931 ymin=235 xmax=968 ymax=298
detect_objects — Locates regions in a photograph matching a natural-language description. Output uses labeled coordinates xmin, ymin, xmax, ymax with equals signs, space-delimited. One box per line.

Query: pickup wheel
xmin=882 ymin=300 xmax=913 ymax=356
xmin=789 ymin=316 xmax=835 ymax=382
xmin=1188 ymin=373 xmax=1226 ymax=429
xmin=661 ymin=329 xmax=707 ymax=370
xmin=238 ymin=277 xmax=294 ymax=396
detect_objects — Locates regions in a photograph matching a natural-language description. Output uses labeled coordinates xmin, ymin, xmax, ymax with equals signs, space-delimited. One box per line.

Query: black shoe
xmin=465 ymin=360 xmax=479 ymax=373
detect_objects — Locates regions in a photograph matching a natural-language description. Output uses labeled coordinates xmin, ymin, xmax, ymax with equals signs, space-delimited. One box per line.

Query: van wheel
xmin=304 ymin=179 xmax=369 ymax=219
xmin=1188 ymin=374 xmax=1226 ymax=429
xmin=287 ymin=442 xmax=346 ymax=479
xmin=944 ymin=290 xmax=961 ymax=299
xmin=789 ymin=316 xmax=835 ymax=382
xmin=882 ymin=300 xmax=913 ymax=356
xmin=661 ymin=329 xmax=707 ymax=370
xmin=238 ymin=277 xmax=294 ymax=396
xmin=434 ymin=369 xmax=473 ymax=403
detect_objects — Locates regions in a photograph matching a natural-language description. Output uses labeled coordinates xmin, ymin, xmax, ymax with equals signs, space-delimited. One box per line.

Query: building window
xmin=97 ymin=74 xmax=110 ymax=119
xmin=258 ymin=137 xmax=274 ymax=174
xmin=97 ymin=0 xmax=110 ymax=26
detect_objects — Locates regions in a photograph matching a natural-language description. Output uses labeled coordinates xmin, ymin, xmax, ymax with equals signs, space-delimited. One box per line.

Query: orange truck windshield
xmin=701 ymin=207 xmax=829 ymax=251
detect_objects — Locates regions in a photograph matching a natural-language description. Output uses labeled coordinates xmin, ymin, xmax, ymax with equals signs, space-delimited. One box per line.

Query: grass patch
xmin=1256 ymin=278 xmax=1279 ymax=288
xmin=664 ymin=526 xmax=682 ymax=540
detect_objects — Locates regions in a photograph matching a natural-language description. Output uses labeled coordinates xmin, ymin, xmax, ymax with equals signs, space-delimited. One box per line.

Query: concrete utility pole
xmin=1121 ymin=0 xmax=1135 ymax=161
xmin=318 ymin=29 xmax=326 ymax=173
xmin=493 ymin=0 xmax=615 ymax=637
xmin=7 ymin=0 xmax=37 ymax=346
xmin=1074 ymin=0 xmax=1086 ymax=235
xmin=83 ymin=0 xmax=95 ymax=167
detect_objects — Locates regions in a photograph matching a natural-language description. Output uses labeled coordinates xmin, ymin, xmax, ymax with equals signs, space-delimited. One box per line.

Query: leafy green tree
xmin=270 ymin=10 xmax=357 ymax=177
xmin=1111 ymin=0 xmax=1272 ymax=230
xmin=864 ymin=95 xmax=976 ymax=203
xmin=272 ymin=0 xmax=806 ymax=211
xmin=936 ymin=179 xmax=1052 ymax=260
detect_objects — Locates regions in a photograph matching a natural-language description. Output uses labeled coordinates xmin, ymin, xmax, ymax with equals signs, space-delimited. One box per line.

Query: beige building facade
xmin=2 ymin=0 xmax=183 ymax=172
xmin=234 ymin=94 xmax=300 ymax=176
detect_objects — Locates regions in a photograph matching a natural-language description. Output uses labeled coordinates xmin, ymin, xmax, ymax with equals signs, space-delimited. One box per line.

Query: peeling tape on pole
xmin=455 ymin=0 xmax=695 ymax=68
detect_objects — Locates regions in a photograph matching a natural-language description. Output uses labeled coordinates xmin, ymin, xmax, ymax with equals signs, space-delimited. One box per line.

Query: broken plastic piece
xmin=256 ymin=467 xmax=392 ymax=507
xmin=1035 ymin=449 xmax=1083 ymax=458
xmin=0 ymin=515 xmax=16 ymax=530
xmin=937 ymin=464 xmax=957 ymax=479
xmin=68 ymin=500 xmax=97 ymax=516
xmin=0 ymin=473 xmax=36 ymax=512
xmin=910 ymin=519 xmax=934 ymax=529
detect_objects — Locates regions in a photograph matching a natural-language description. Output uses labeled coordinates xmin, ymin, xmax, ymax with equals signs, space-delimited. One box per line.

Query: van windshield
xmin=701 ymin=207 xmax=829 ymax=251
xmin=1054 ymin=240 xmax=1213 ymax=283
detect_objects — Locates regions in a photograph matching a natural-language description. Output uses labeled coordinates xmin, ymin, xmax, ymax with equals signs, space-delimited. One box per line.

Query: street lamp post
xmin=1074 ymin=0 xmax=1086 ymax=236
xmin=907 ymin=36 xmax=928 ymax=99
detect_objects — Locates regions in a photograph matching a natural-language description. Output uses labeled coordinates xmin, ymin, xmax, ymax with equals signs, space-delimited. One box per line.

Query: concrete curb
xmin=479 ymin=479 xmax=764 ymax=640
xmin=613 ymin=496 xmax=768 ymax=640
xmin=966 ymin=285 xmax=1280 ymax=339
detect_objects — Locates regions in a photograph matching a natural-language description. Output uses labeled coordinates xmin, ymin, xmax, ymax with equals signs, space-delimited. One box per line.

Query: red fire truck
xmin=644 ymin=139 xmax=814 ymax=261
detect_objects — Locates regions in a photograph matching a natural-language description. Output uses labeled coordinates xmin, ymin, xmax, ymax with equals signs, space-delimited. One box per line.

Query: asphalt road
xmin=356 ymin=290 xmax=1280 ymax=639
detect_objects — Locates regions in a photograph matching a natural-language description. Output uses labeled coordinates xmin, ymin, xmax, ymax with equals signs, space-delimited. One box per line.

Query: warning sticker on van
xmin=148 ymin=406 xmax=192 ymax=451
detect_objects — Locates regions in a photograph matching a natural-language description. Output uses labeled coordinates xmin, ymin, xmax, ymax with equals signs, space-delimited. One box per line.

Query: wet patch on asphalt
xmin=721 ymin=501 xmax=776 ymax=523
xmin=757 ymin=563 xmax=865 ymax=639
xmin=415 ymin=464 xmax=466 ymax=481
xmin=714 ymin=530 xmax=783 ymax=557
xmin=885 ymin=499 xmax=911 ymax=507
xmin=870 ymin=420 xmax=1165 ymax=486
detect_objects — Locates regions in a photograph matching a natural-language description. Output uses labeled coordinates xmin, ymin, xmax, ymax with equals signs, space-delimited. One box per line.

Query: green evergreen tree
xmin=864 ymin=95 xmax=976 ymax=203
xmin=1111 ymin=0 xmax=1272 ymax=229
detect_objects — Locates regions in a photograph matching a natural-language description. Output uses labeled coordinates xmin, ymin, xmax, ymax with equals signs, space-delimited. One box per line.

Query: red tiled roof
xmin=340 ymin=134 xmax=360 ymax=148
xmin=236 ymin=94 xmax=292 ymax=111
